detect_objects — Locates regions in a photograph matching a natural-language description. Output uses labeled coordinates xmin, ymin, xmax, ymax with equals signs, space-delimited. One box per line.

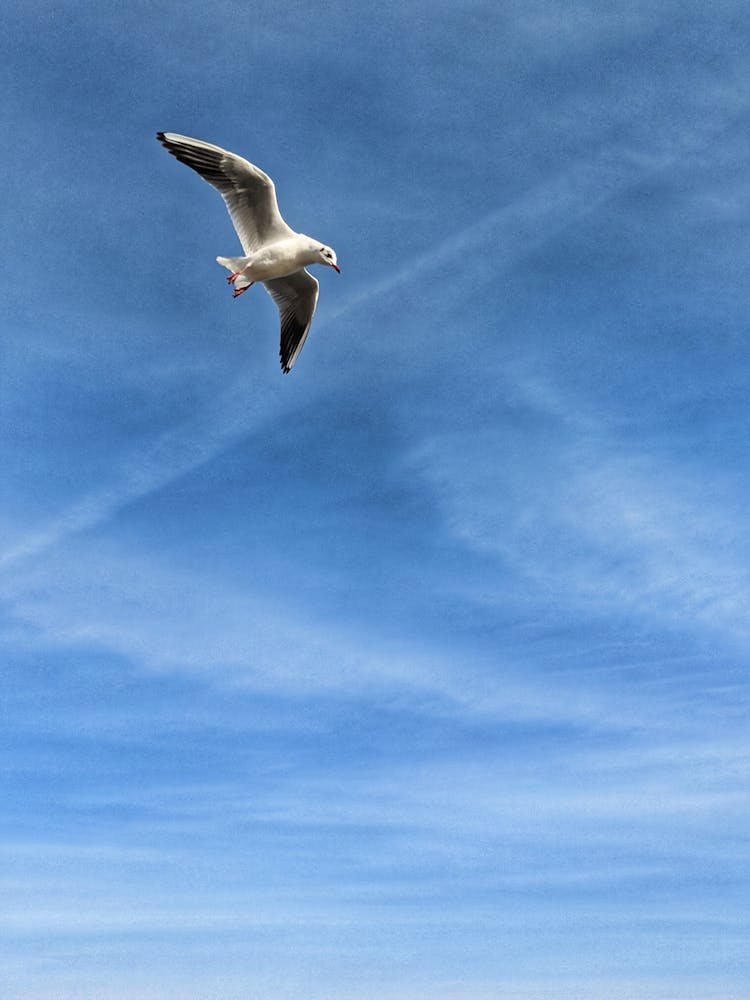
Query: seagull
xmin=156 ymin=132 xmax=340 ymax=373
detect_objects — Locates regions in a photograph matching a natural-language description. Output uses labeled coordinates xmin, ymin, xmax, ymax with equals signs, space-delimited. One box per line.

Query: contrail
xmin=0 ymin=116 xmax=736 ymax=573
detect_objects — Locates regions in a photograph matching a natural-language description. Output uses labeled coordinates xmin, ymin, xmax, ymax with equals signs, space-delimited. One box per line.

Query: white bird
xmin=157 ymin=132 xmax=340 ymax=373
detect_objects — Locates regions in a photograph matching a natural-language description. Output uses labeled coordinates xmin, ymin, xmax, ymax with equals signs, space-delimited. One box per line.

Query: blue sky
xmin=2 ymin=1 xmax=750 ymax=997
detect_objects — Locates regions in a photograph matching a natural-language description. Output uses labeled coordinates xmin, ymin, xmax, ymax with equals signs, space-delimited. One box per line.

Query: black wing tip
xmin=156 ymin=132 xmax=178 ymax=155
xmin=156 ymin=131 xmax=185 ymax=153
xmin=279 ymin=347 xmax=294 ymax=374
xmin=156 ymin=132 xmax=193 ymax=152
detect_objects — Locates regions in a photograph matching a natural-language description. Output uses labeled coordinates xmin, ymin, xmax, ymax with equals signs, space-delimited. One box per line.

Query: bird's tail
xmin=216 ymin=255 xmax=253 ymax=289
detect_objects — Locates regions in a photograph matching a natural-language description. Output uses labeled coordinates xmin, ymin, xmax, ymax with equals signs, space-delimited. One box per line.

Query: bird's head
xmin=317 ymin=245 xmax=340 ymax=273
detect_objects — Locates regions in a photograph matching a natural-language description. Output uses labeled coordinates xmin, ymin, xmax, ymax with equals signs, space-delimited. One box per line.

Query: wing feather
xmin=263 ymin=270 xmax=320 ymax=373
xmin=156 ymin=132 xmax=294 ymax=252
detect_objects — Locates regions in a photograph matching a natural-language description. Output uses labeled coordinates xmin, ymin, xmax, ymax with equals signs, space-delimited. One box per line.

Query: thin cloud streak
xmin=0 ymin=374 xmax=276 ymax=571
xmin=6 ymin=90 xmax=746 ymax=576
xmin=0 ymin=541 xmax=618 ymax=727
xmin=0 ymin=138 xmax=695 ymax=576
xmin=412 ymin=429 xmax=750 ymax=649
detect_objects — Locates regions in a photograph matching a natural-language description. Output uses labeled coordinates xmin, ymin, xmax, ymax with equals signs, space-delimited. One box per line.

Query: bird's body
xmin=218 ymin=235 xmax=331 ymax=284
xmin=156 ymin=132 xmax=339 ymax=373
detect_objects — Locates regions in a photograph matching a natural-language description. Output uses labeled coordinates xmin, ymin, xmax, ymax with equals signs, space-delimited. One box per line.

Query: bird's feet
xmin=232 ymin=282 xmax=254 ymax=299
xmin=227 ymin=272 xmax=240 ymax=284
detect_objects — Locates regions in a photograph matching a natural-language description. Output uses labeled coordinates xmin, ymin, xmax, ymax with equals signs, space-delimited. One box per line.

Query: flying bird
xmin=156 ymin=132 xmax=340 ymax=373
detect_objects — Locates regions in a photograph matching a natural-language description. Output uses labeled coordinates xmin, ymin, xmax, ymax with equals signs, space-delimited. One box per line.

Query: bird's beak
xmin=331 ymin=263 xmax=341 ymax=274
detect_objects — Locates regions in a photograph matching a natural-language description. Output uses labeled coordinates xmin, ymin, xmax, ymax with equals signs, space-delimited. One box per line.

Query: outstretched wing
xmin=263 ymin=270 xmax=320 ymax=373
xmin=156 ymin=132 xmax=294 ymax=253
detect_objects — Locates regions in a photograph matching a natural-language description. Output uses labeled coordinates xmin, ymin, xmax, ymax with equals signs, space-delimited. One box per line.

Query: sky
xmin=2 ymin=1 xmax=750 ymax=997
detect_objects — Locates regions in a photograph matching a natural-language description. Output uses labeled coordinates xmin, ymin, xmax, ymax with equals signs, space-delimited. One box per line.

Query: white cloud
xmin=409 ymin=405 xmax=750 ymax=647
xmin=0 ymin=537 xmax=621 ymax=728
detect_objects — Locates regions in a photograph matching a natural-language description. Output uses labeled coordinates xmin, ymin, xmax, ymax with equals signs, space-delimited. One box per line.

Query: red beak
xmin=331 ymin=263 xmax=341 ymax=273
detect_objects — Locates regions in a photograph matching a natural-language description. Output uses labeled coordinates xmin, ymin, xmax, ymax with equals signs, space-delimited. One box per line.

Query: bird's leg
xmin=228 ymin=262 xmax=254 ymax=285
xmin=232 ymin=282 xmax=255 ymax=299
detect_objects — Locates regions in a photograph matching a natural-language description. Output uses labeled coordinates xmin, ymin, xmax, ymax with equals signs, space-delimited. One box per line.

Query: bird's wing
xmin=156 ymin=132 xmax=294 ymax=253
xmin=263 ymin=269 xmax=320 ymax=373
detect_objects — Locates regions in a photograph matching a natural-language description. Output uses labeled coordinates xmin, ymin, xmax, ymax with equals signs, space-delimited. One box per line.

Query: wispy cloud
xmin=5 ymin=4 xmax=750 ymax=998
xmin=408 ymin=358 xmax=750 ymax=651
xmin=3 ymin=118 xmax=730 ymax=576
xmin=0 ymin=538 xmax=623 ymax=728
xmin=0 ymin=373 xmax=281 ymax=571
